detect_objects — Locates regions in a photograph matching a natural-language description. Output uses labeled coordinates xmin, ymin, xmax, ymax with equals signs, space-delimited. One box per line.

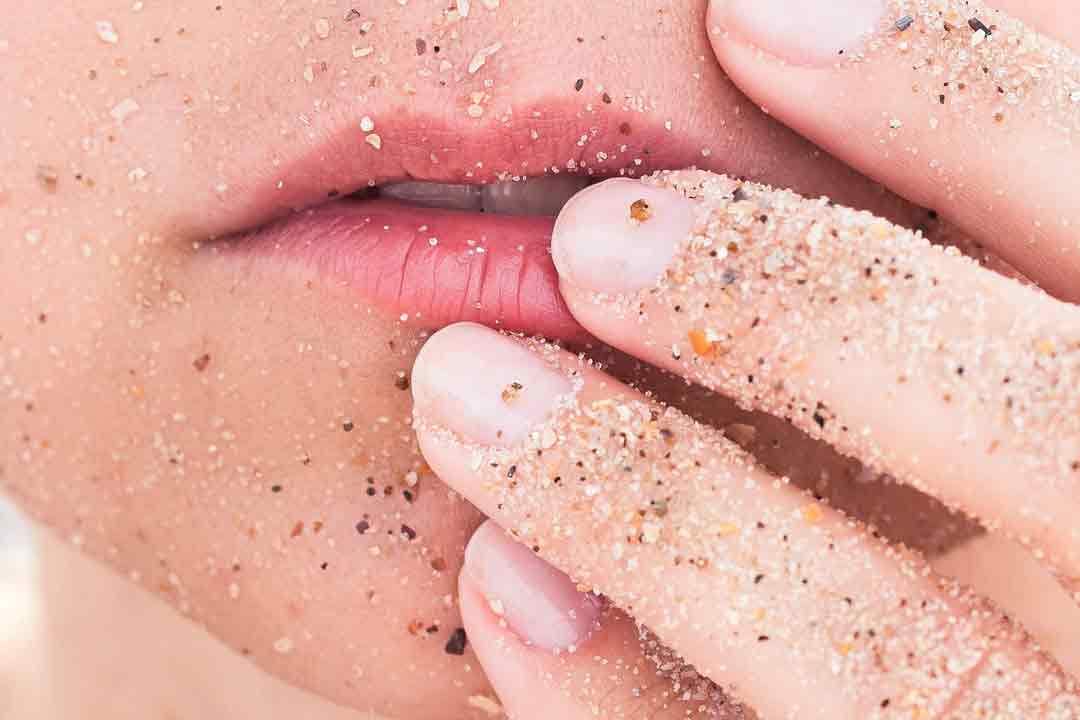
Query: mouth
xmin=207 ymin=107 xmax=712 ymax=342
xmin=223 ymin=175 xmax=602 ymax=341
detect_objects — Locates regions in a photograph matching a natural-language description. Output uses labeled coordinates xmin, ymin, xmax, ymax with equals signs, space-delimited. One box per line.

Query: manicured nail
xmin=710 ymin=0 xmax=888 ymax=66
xmin=551 ymin=178 xmax=698 ymax=295
xmin=411 ymin=322 xmax=571 ymax=446
xmin=462 ymin=521 xmax=602 ymax=652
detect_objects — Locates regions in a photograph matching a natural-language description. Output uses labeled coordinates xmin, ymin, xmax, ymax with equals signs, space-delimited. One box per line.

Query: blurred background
xmin=0 ymin=496 xmax=44 ymax=719
xmin=0 ymin=497 xmax=373 ymax=720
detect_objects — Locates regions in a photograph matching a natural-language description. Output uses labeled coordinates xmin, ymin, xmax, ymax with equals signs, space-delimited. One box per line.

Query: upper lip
xmin=195 ymin=102 xmax=725 ymax=344
xmin=194 ymin=98 xmax=719 ymax=240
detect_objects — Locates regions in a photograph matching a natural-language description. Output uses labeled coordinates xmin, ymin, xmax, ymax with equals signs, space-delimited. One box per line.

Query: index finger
xmin=706 ymin=0 xmax=1080 ymax=299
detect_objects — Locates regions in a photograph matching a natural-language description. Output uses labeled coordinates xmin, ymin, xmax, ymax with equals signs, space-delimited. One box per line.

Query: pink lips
xmin=228 ymin=199 xmax=587 ymax=341
xmin=208 ymin=102 xmax=918 ymax=344
xmin=207 ymin=105 xmax=717 ymax=344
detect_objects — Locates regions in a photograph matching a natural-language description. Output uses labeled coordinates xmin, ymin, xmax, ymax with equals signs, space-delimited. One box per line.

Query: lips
xmin=202 ymin=95 xmax=923 ymax=344
xmin=226 ymin=196 xmax=588 ymax=340
xmin=206 ymin=106 xmax=720 ymax=343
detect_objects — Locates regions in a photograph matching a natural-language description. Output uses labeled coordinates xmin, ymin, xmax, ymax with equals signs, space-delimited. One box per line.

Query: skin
xmin=8 ymin=0 xmax=1071 ymax=718
xmin=410 ymin=0 xmax=1080 ymax=717
xmin=711 ymin=0 xmax=1080 ymax=302
xmin=0 ymin=1 xmax=938 ymax=718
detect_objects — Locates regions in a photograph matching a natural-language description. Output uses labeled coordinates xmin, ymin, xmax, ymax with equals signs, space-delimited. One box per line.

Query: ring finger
xmin=411 ymin=322 xmax=1078 ymax=719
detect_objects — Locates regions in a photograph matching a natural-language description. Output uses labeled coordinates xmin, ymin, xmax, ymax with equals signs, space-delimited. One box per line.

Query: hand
xmin=410 ymin=1 xmax=1080 ymax=716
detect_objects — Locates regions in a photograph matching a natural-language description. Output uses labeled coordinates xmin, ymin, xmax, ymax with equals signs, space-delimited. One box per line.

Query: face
xmin=0 ymin=1 xmax=930 ymax=717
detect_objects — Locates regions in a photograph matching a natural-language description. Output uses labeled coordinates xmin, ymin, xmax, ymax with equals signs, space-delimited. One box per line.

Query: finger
xmin=552 ymin=173 xmax=1080 ymax=595
xmin=458 ymin=520 xmax=741 ymax=720
xmin=412 ymin=322 xmax=1079 ymax=719
xmin=933 ymin=533 xmax=1080 ymax=676
xmin=706 ymin=0 xmax=1080 ymax=300
xmin=988 ymin=0 xmax=1080 ymax=43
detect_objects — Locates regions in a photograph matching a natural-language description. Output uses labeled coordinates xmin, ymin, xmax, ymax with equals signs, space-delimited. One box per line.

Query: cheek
xmin=1 ymin=250 xmax=491 ymax=718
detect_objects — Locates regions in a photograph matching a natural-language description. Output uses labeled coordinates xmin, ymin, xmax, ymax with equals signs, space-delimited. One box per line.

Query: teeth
xmin=379 ymin=175 xmax=591 ymax=216
xmin=479 ymin=175 xmax=591 ymax=216
xmin=378 ymin=182 xmax=482 ymax=212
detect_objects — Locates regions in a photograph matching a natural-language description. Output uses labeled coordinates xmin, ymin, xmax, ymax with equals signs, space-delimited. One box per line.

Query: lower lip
xmin=218 ymin=199 xmax=589 ymax=342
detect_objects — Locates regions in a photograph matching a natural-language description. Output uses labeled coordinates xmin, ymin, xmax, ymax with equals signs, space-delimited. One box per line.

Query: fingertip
xmin=551 ymin=178 xmax=696 ymax=295
xmin=705 ymin=0 xmax=725 ymax=38
xmin=456 ymin=551 xmax=491 ymax=638
xmin=550 ymin=178 xmax=637 ymax=283
xmin=411 ymin=320 xmax=483 ymax=377
xmin=461 ymin=520 xmax=602 ymax=654
xmin=456 ymin=522 xmax=579 ymax=720
xmin=706 ymin=0 xmax=888 ymax=67
xmin=705 ymin=0 xmax=735 ymax=63
xmin=410 ymin=321 xmax=485 ymax=419
xmin=411 ymin=322 xmax=572 ymax=447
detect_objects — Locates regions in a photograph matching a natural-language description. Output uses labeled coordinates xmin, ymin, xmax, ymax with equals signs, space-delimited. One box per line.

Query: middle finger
xmin=411 ymin=322 xmax=1078 ymax=719
xmin=552 ymin=171 xmax=1080 ymax=593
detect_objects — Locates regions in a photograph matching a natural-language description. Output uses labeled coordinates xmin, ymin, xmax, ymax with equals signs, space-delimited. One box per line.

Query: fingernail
xmin=710 ymin=0 xmax=888 ymax=66
xmin=463 ymin=521 xmax=601 ymax=653
xmin=551 ymin=178 xmax=698 ymax=295
xmin=411 ymin=322 xmax=571 ymax=446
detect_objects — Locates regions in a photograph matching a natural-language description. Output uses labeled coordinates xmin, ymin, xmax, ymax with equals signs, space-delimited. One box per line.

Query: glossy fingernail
xmin=463 ymin=521 xmax=601 ymax=652
xmin=710 ymin=0 xmax=888 ymax=66
xmin=410 ymin=322 xmax=571 ymax=446
xmin=551 ymin=178 xmax=698 ymax=295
